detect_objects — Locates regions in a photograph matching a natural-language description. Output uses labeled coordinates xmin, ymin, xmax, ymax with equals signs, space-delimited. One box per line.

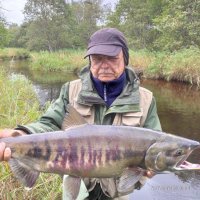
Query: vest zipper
xmin=103 ymin=84 xmax=107 ymax=102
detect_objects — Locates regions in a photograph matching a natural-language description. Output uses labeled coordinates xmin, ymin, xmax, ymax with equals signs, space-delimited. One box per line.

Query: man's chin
xmin=98 ymin=77 xmax=115 ymax=82
xmin=98 ymin=74 xmax=116 ymax=82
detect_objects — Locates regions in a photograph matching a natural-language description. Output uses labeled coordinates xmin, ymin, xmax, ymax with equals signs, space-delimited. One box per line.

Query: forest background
xmin=0 ymin=0 xmax=199 ymax=52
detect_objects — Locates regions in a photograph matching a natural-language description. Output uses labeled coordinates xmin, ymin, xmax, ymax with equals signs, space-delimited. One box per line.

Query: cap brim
xmin=84 ymin=45 xmax=122 ymax=58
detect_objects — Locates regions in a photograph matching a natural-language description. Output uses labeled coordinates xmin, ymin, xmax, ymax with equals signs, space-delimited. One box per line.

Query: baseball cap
xmin=85 ymin=28 xmax=129 ymax=65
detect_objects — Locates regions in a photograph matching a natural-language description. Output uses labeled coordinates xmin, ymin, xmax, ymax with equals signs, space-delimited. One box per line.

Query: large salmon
xmin=0 ymin=105 xmax=199 ymax=198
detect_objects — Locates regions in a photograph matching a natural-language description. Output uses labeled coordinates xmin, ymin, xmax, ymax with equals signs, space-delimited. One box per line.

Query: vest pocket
xmin=73 ymin=102 xmax=94 ymax=124
xmin=122 ymin=110 xmax=143 ymax=127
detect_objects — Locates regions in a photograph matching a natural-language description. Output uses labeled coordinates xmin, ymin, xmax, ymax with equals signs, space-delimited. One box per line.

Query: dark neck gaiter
xmin=91 ymin=72 xmax=126 ymax=107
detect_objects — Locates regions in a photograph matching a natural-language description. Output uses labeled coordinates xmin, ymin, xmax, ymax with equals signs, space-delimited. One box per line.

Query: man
xmin=0 ymin=28 xmax=161 ymax=199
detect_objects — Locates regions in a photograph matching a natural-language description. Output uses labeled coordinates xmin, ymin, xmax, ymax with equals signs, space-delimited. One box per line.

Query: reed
xmin=0 ymin=48 xmax=30 ymax=60
xmin=144 ymin=47 xmax=200 ymax=86
xmin=0 ymin=68 xmax=62 ymax=199
xmin=30 ymin=49 xmax=87 ymax=72
xmin=129 ymin=49 xmax=155 ymax=70
xmin=2 ymin=47 xmax=200 ymax=86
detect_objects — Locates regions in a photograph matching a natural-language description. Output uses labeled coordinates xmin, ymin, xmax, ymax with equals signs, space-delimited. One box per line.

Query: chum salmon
xmin=0 ymin=105 xmax=200 ymax=199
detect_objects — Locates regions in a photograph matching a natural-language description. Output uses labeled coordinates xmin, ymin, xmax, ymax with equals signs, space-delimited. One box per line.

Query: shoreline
xmin=1 ymin=47 xmax=200 ymax=86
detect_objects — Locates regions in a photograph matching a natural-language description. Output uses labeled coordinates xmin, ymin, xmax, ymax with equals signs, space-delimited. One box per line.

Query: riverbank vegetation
xmin=1 ymin=0 xmax=199 ymax=52
xmin=0 ymin=68 xmax=41 ymax=128
xmin=0 ymin=48 xmax=30 ymax=60
xmin=0 ymin=0 xmax=199 ymax=86
xmin=27 ymin=47 xmax=200 ymax=86
xmin=143 ymin=47 xmax=200 ymax=86
xmin=0 ymin=69 xmax=62 ymax=199
xmin=30 ymin=49 xmax=87 ymax=72
xmin=1 ymin=47 xmax=200 ymax=86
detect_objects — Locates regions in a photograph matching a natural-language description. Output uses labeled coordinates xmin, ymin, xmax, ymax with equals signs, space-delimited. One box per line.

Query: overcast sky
xmin=1 ymin=0 xmax=118 ymax=25
xmin=1 ymin=0 xmax=27 ymax=25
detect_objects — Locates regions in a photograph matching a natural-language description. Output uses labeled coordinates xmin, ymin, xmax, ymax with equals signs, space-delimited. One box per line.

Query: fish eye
xmin=175 ymin=149 xmax=183 ymax=156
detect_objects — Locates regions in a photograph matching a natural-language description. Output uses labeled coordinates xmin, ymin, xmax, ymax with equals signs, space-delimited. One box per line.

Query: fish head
xmin=145 ymin=134 xmax=200 ymax=172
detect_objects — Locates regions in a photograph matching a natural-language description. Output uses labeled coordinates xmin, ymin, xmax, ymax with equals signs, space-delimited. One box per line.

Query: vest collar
xmin=77 ymin=66 xmax=140 ymax=109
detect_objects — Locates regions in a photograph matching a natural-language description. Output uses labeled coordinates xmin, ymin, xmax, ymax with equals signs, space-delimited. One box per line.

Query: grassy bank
xmin=0 ymin=48 xmax=30 ymax=60
xmin=1 ymin=47 xmax=200 ymax=86
xmin=0 ymin=69 xmax=62 ymax=199
xmin=30 ymin=49 xmax=87 ymax=72
xmin=29 ymin=47 xmax=200 ymax=85
xmin=143 ymin=47 xmax=200 ymax=86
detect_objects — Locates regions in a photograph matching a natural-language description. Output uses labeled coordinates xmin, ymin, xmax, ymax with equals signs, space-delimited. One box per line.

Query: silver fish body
xmin=1 ymin=106 xmax=200 ymax=190
xmin=2 ymin=125 xmax=161 ymax=176
xmin=1 ymin=124 xmax=199 ymax=188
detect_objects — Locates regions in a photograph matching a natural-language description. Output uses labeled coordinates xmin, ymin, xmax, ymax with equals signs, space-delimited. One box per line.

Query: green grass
xmin=0 ymin=70 xmax=41 ymax=128
xmin=30 ymin=49 xmax=87 ymax=72
xmin=129 ymin=49 xmax=155 ymax=70
xmin=0 ymin=48 xmax=30 ymax=60
xmin=144 ymin=47 xmax=200 ymax=86
xmin=2 ymin=47 xmax=200 ymax=86
xmin=0 ymin=68 xmax=62 ymax=199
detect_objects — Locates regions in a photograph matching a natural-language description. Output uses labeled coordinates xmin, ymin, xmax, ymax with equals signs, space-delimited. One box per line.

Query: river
xmin=2 ymin=60 xmax=200 ymax=200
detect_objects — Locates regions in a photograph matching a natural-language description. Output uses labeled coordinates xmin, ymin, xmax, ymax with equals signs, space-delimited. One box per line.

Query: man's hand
xmin=0 ymin=129 xmax=26 ymax=161
xmin=146 ymin=170 xmax=155 ymax=178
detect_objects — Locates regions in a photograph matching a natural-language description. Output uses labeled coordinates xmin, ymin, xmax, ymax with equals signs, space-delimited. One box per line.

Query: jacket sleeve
xmin=143 ymin=96 xmax=162 ymax=131
xmin=16 ymin=83 xmax=70 ymax=134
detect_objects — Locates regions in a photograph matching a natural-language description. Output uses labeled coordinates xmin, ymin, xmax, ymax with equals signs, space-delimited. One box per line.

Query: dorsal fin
xmin=61 ymin=105 xmax=88 ymax=130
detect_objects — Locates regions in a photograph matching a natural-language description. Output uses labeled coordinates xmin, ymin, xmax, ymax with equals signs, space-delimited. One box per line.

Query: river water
xmin=2 ymin=60 xmax=200 ymax=199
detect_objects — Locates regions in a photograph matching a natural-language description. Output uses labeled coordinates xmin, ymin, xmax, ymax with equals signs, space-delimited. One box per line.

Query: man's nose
xmin=100 ymin=58 xmax=109 ymax=68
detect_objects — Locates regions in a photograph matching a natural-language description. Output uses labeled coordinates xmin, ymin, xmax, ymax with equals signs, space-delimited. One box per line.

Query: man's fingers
xmin=146 ymin=170 xmax=155 ymax=178
xmin=4 ymin=147 xmax=11 ymax=161
xmin=0 ymin=129 xmax=24 ymax=162
xmin=0 ymin=143 xmax=11 ymax=161
xmin=0 ymin=142 xmax=6 ymax=161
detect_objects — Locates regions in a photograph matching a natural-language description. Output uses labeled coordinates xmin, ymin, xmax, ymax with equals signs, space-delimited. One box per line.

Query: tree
xmin=0 ymin=1 xmax=9 ymax=48
xmin=107 ymin=0 xmax=164 ymax=50
xmin=107 ymin=0 xmax=200 ymax=51
xmin=7 ymin=23 xmax=29 ymax=48
xmin=23 ymin=0 xmax=107 ymax=51
xmin=153 ymin=0 xmax=200 ymax=51
xmin=24 ymin=0 xmax=73 ymax=51
xmin=69 ymin=0 xmax=105 ymax=48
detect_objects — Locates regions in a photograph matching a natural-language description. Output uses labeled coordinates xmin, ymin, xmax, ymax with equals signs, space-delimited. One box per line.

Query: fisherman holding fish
xmin=0 ymin=28 xmax=166 ymax=199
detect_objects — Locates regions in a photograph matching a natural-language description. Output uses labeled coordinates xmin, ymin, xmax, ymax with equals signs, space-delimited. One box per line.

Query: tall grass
xmin=30 ymin=48 xmax=200 ymax=85
xmin=2 ymin=47 xmax=200 ymax=86
xmin=129 ymin=49 xmax=155 ymax=70
xmin=144 ymin=47 xmax=200 ymax=86
xmin=0 ymin=48 xmax=30 ymax=60
xmin=0 ymin=68 xmax=62 ymax=199
xmin=30 ymin=49 xmax=87 ymax=72
xmin=0 ymin=70 xmax=41 ymax=128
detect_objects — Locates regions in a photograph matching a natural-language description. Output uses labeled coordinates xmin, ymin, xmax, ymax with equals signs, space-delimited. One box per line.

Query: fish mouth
xmin=175 ymin=160 xmax=200 ymax=170
xmin=174 ymin=145 xmax=200 ymax=171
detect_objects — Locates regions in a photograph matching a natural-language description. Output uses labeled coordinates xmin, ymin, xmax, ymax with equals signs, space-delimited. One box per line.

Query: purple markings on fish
xmin=0 ymin=105 xmax=200 ymax=196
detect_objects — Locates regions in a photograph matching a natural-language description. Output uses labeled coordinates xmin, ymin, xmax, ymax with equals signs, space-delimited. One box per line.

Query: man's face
xmin=90 ymin=50 xmax=125 ymax=82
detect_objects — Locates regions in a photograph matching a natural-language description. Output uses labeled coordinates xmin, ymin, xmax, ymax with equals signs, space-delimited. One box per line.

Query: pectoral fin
xmin=9 ymin=158 xmax=39 ymax=188
xmin=117 ymin=167 xmax=145 ymax=194
xmin=63 ymin=175 xmax=89 ymax=200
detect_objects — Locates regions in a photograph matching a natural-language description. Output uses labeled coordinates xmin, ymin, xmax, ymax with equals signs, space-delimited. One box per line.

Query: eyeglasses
xmin=90 ymin=55 xmax=121 ymax=67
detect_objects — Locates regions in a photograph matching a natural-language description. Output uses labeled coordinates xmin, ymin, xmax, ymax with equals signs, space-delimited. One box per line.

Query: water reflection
xmin=33 ymin=83 xmax=61 ymax=106
xmin=2 ymin=60 xmax=200 ymax=200
xmin=141 ymin=79 xmax=200 ymax=141
xmin=2 ymin=60 xmax=77 ymax=105
xmin=129 ymin=173 xmax=200 ymax=200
